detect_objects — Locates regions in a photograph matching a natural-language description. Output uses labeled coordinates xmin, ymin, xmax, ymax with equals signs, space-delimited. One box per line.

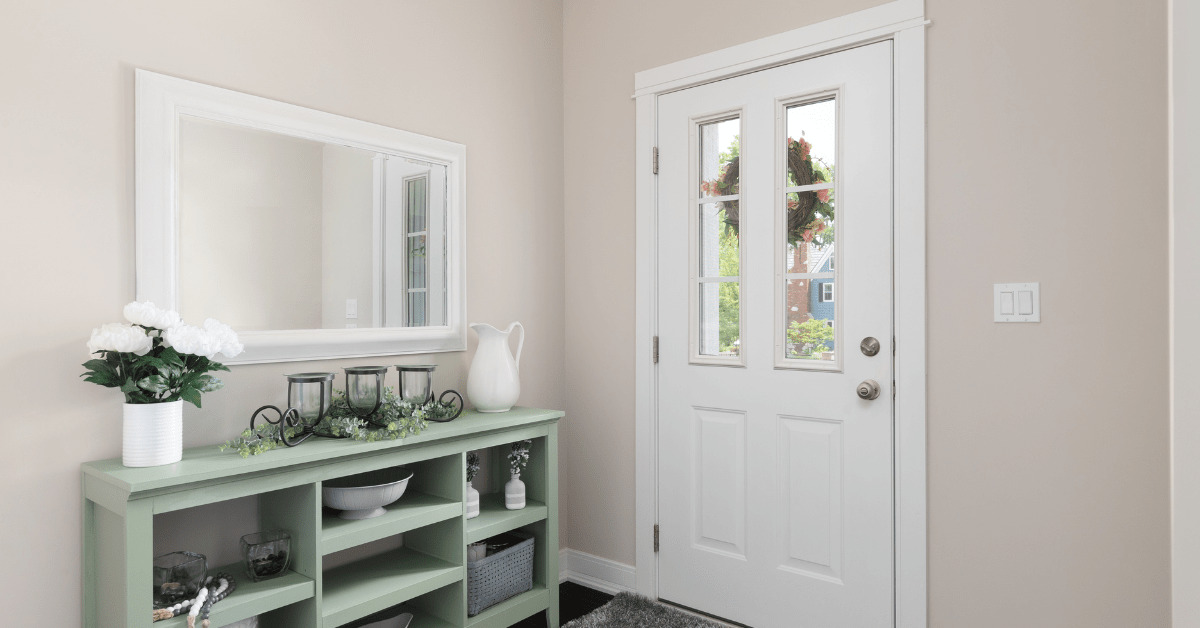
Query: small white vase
xmin=122 ymin=400 xmax=183 ymax=468
xmin=466 ymin=481 xmax=480 ymax=519
xmin=504 ymin=471 xmax=525 ymax=510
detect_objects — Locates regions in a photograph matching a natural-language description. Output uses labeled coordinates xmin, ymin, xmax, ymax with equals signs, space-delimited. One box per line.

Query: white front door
xmin=656 ymin=41 xmax=894 ymax=627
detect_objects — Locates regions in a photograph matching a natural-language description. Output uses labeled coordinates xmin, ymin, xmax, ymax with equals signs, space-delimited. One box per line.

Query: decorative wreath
xmin=702 ymin=137 xmax=834 ymax=245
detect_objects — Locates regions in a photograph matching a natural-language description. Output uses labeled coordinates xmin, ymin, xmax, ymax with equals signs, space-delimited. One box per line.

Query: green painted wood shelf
xmin=467 ymin=494 xmax=548 ymax=544
xmin=82 ymin=407 xmax=562 ymax=628
xmin=323 ymin=492 xmax=462 ymax=555
xmin=154 ymin=564 xmax=313 ymax=628
xmin=322 ymin=547 xmax=462 ymax=627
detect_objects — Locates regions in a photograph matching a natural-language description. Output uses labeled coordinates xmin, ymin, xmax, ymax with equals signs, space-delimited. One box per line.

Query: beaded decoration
xmin=152 ymin=572 xmax=236 ymax=626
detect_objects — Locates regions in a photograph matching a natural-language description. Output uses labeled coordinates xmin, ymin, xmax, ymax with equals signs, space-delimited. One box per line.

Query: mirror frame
xmin=135 ymin=70 xmax=467 ymax=364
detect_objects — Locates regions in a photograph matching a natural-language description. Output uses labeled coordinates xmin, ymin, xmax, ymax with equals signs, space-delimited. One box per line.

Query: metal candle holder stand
xmin=249 ymin=366 xmax=464 ymax=447
xmin=250 ymin=373 xmax=342 ymax=447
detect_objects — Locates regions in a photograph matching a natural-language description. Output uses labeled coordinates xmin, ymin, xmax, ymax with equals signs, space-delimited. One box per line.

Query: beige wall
xmin=0 ymin=1 xmax=564 ymax=625
xmin=562 ymin=0 xmax=1170 ymax=626
xmin=180 ymin=117 xmax=326 ymax=331
xmin=1173 ymin=1 xmax=1200 ymax=625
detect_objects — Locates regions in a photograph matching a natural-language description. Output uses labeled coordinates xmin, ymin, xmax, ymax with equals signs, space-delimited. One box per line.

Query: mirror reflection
xmin=177 ymin=116 xmax=448 ymax=331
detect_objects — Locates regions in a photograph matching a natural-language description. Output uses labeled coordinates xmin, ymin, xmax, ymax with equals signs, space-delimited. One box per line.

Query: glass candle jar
xmin=395 ymin=365 xmax=436 ymax=405
xmin=153 ymin=551 xmax=207 ymax=608
xmin=343 ymin=366 xmax=389 ymax=418
xmin=285 ymin=373 xmax=336 ymax=426
xmin=240 ymin=530 xmax=291 ymax=582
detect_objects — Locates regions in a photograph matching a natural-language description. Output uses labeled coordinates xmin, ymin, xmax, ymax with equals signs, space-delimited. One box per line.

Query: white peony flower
xmin=164 ymin=323 xmax=222 ymax=359
xmin=87 ymin=323 xmax=153 ymax=356
xmin=202 ymin=318 xmax=244 ymax=359
xmin=123 ymin=301 xmax=181 ymax=330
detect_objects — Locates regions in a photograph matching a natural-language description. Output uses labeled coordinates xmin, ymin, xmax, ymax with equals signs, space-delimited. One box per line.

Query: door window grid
xmin=779 ymin=96 xmax=839 ymax=367
xmin=694 ymin=115 xmax=742 ymax=363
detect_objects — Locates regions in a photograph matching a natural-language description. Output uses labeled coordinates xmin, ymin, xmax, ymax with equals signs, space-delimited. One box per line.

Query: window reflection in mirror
xmin=177 ymin=116 xmax=447 ymax=331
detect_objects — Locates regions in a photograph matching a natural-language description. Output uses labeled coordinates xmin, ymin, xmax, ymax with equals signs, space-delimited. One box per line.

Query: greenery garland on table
xmin=219 ymin=387 xmax=458 ymax=458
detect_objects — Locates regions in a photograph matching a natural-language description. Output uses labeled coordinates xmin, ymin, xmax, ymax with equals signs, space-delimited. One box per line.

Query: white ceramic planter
xmin=466 ymin=481 xmax=480 ymax=519
xmin=122 ymin=400 xmax=183 ymax=468
xmin=504 ymin=472 xmax=525 ymax=510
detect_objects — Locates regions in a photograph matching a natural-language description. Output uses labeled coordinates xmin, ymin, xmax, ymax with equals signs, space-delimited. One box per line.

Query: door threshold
xmin=658 ymin=598 xmax=752 ymax=628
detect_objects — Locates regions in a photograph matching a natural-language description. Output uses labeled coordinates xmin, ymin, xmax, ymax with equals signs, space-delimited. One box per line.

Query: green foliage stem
xmin=218 ymin=387 xmax=449 ymax=458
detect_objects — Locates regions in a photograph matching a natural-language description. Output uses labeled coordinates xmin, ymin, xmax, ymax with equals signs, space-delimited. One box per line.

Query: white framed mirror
xmin=135 ymin=70 xmax=466 ymax=364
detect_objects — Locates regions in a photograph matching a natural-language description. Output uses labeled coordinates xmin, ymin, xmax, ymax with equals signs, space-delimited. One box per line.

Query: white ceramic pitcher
xmin=467 ymin=322 xmax=524 ymax=412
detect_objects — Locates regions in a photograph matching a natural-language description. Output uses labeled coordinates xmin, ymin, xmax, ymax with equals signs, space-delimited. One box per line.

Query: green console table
xmin=82 ymin=407 xmax=563 ymax=628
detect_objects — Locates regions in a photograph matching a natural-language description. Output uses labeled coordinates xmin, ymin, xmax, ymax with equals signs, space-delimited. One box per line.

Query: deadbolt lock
xmin=860 ymin=337 xmax=881 ymax=357
xmin=857 ymin=379 xmax=881 ymax=400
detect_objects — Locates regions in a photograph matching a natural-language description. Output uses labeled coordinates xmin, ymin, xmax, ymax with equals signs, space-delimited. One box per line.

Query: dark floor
xmin=511 ymin=582 xmax=614 ymax=628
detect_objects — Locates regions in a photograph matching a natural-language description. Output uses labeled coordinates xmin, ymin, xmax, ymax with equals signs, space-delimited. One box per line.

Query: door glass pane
xmin=700 ymin=118 xmax=740 ymax=197
xmin=699 ymin=281 xmax=740 ymax=357
xmin=406 ymin=177 xmax=427 ymax=232
xmin=407 ymin=291 xmax=426 ymax=327
xmin=784 ymin=99 xmax=836 ymax=362
xmin=786 ymin=98 xmax=835 ymax=187
xmin=697 ymin=116 xmax=741 ymax=360
xmin=408 ymin=235 xmax=427 ymax=289
xmin=699 ymin=201 xmax=739 ymax=277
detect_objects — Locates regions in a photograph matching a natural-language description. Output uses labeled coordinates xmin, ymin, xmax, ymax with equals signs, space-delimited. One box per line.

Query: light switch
xmin=345 ymin=298 xmax=358 ymax=319
xmin=994 ymin=283 xmax=1040 ymax=322
xmin=1017 ymin=291 xmax=1034 ymax=315
xmin=1000 ymin=292 xmax=1014 ymax=315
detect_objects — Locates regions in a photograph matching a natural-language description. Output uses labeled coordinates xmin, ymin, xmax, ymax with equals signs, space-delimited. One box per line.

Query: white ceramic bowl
xmin=322 ymin=467 xmax=414 ymax=520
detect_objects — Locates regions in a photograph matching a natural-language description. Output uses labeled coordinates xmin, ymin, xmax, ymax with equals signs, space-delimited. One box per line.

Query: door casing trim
xmin=633 ymin=3 xmax=927 ymax=628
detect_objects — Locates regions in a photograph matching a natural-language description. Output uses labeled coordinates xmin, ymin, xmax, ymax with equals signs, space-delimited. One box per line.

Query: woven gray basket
xmin=467 ymin=532 xmax=535 ymax=616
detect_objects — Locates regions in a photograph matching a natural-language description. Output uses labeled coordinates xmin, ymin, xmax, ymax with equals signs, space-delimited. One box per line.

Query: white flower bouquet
xmin=82 ymin=302 xmax=244 ymax=407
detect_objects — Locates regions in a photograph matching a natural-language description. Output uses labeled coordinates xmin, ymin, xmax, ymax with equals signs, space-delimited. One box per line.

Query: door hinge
xmin=893 ymin=336 xmax=896 ymax=356
xmin=652 ymin=336 xmax=659 ymax=363
xmin=652 ymin=147 xmax=659 ymax=174
xmin=654 ymin=524 xmax=660 ymax=552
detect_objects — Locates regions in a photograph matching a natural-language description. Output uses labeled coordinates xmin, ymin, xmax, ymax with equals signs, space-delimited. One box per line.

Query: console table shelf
xmin=322 ymin=492 xmax=462 ymax=555
xmin=467 ymin=495 xmax=549 ymax=544
xmin=153 ymin=564 xmax=313 ymax=628
xmin=82 ymin=407 xmax=562 ymax=628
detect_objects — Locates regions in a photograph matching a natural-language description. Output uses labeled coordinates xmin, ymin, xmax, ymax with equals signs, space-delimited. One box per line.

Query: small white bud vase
xmin=465 ymin=481 xmax=480 ymax=519
xmin=504 ymin=471 xmax=526 ymax=510
xmin=122 ymin=400 xmax=183 ymax=467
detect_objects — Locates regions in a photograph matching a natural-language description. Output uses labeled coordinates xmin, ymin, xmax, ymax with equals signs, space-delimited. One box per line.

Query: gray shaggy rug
xmin=563 ymin=593 xmax=726 ymax=628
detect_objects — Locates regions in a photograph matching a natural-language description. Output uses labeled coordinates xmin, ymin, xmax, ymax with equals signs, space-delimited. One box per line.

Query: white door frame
xmin=633 ymin=2 xmax=928 ymax=627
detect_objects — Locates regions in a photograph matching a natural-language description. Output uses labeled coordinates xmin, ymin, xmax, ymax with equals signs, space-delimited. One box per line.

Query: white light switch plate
xmin=346 ymin=298 xmax=358 ymax=319
xmin=994 ymin=283 xmax=1039 ymax=322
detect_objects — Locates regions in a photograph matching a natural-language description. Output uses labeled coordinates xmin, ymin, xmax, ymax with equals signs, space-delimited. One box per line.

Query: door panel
xmin=657 ymin=41 xmax=894 ymax=628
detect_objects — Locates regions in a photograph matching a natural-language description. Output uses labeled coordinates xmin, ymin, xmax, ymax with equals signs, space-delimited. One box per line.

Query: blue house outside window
xmin=809 ymin=254 xmax=835 ymax=350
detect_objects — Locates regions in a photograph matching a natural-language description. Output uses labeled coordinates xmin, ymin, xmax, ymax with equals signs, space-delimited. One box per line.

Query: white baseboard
xmin=558 ymin=549 xmax=637 ymax=595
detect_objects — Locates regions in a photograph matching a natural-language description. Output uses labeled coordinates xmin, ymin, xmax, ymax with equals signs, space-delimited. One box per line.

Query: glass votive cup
xmin=240 ymin=530 xmax=291 ymax=582
xmin=153 ymin=551 xmax=207 ymax=608
xmin=344 ymin=366 xmax=389 ymax=417
xmin=285 ymin=373 xmax=336 ymax=426
xmin=395 ymin=365 xmax=436 ymax=405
